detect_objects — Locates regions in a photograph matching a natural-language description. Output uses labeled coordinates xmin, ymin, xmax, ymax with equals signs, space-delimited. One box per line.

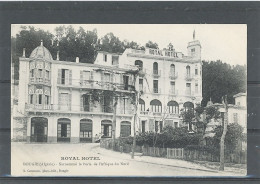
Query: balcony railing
xmin=152 ymin=70 xmax=161 ymax=77
xmin=169 ymin=72 xmax=178 ymax=80
xmin=153 ymin=88 xmax=161 ymax=94
xmin=185 ymin=74 xmax=194 ymax=81
xmin=30 ymin=77 xmax=51 ymax=85
xmin=25 ymin=103 xmax=53 ymax=110
xmin=185 ymin=91 xmax=195 ymax=96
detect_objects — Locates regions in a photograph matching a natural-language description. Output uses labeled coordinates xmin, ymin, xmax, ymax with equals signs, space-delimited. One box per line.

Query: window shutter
xmin=111 ymin=73 xmax=114 ymax=84
xmin=57 ymin=69 xmax=61 ymax=84
xmin=69 ymin=70 xmax=72 ymax=85
xmin=68 ymin=93 xmax=72 ymax=110
xmin=80 ymin=71 xmax=83 ymax=85
xmin=80 ymin=94 xmax=83 ymax=111
xmin=58 ymin=93 xmax=61 ymax=110
xmin=120 ymin=73 xmax=123 ymax=89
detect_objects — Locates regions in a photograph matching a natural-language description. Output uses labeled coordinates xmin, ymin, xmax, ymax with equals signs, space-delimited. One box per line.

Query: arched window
xmin=135 ymin=60 xmax=143 ymax=71
xmin=183 ymin=101 xmax=194 ymax=112
xmin=150 ymin=99 xmax=162 ymax=112
xmin=186 ymin=65 xmax=191 ymax=76
xmin=139 ymin=98 xmax=145 ymax=112
xmin=167 ymin=101 xmax=179 ymax=114
xmin=101 ymin=120 xmax=112 ymax=138
xmin=80 ymin=119 xmax=93 ymax=142
xmin=153 ymin=62 xmax=158 ymax=75
xmin=170 ymin=64 xmax=175 ymax=75
xmin=31 ymin=117 xmax=48 ymax=142
xmin=120 ymin=121 xmax=131 ymax=137
xmin=57 ymin=118 xmax=71 ymax=142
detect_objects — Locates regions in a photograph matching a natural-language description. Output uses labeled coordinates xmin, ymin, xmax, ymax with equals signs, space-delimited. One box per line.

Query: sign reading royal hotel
xmin=12 ymin=35 xmax=202 ymax=144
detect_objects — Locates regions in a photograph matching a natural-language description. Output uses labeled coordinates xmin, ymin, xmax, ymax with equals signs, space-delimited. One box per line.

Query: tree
xmin=180 ymin=108 xmax=195 ymax=131
xmin=99 ymin=32 xmax=124 ymax=53
xmin=201 ymin=60 xmax=246 ymax=106
xmin=145 ymin=41 xmax=159 ymax=49
xmin=219 ymin=95 xmax=228 ymax=171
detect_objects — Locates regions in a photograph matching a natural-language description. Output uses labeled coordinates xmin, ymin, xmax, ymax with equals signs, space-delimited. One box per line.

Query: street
xmin=11 ymin=142 xmax=244 ymax=177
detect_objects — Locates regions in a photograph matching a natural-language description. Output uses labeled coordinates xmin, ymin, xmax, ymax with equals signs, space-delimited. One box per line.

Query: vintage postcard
xmin=11 ymin=24 xmax=247 ymax=176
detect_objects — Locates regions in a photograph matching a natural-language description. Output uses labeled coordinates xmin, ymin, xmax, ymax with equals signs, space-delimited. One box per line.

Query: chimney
xmin=22 ymin=48 xmax=26 ymax=57
xmin=57 ymin=51 xmax=60 ymax=61
xmin=76 ymin=57 xmax=79 ymax=63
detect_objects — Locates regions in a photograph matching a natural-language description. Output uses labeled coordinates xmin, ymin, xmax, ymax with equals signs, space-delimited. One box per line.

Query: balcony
xmin=185 ymin=74 xmax=194 ymax=81
xmin=30 ymin=77 xmax=51 ymax=85
xmin=152 ymin=70 xmax=161 ymax=78
xmin=139 ymin=87 xmax=146 ymax=94
xmin=153 ymin=112 xmax=162 ymax=116
xmin=185 ymin=91 xmax=195 ymax=97
xmin=25 ymin=103 xmax=53 ymax=111
xmin=169 ymin=72 xmax=178 ymax=80
xmin=80 ymin=80 xmax=94 ymax=88
xmin=169 ymin=89 xmax=178 ymax=96
xmin=152 ymin=88 xmax=161 ymax=94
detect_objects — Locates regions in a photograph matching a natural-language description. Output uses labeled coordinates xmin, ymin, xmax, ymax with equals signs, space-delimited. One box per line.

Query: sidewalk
xmin=94 ymin=146 xmax=245 ymax=176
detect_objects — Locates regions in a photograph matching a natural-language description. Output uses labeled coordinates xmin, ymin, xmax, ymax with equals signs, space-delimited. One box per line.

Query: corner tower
xmin=187 ymin=30 xmax=201 ymax=60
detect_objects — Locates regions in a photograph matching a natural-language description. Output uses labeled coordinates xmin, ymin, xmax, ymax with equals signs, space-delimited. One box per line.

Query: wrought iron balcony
xmin=153 ymin=88 xmax=161 ymax=94
xmin=169 ymin=89 xmax=178 ymax=96
xmin=185 ymin=74 xmax=194 ymax=81
xmin=25 ymin=103 xmax=53 ymax=110
xmin=152 ymin=70 xmax=161 ymax=77
xmin=169 ymin=72 xmax=178 ymax=80
xmin=30 ymin=77 xmax=51 ymax=85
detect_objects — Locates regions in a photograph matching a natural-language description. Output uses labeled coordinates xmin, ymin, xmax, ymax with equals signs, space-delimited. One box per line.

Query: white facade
xmin=13 ymin=36 xmax=203 ymax=143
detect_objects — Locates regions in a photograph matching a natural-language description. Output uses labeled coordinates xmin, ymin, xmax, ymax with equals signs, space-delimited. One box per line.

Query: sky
xmin=12 ymin=24 xmax=247 ymax=66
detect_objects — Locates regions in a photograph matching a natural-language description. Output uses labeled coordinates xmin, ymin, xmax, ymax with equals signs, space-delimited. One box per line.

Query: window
xmin=233 ymin=113 xmax=238 ymax=123
xmin=195 ymin=83 xmax=198 ymax=93
xmin=38 ymin=69 xmax=43 ymax=78
xmin=83 ymin=71 xmax=91 ymax=80
xmin=30 ymin=94 xmax=34 ymax=104
xmin=30 ymin=69 xmax=34 ymax=78
xmin=153 ymin=80 xmax=158 ymax=93
xmin=57 ymin=118 xmax=71 ymax=142
xmin=38 ymin=94 xmax=42 ymax=104
xmin=123 ymin=75 xmax=129 ymax=90
xmin=170 ymin=81 xmax=175 ymax=94
xmin=59 ymin=93 xmax=69 ymax=111
xmin=80 ymin=119 xmax=92 ymax=142
xmin=101 ymin=120 xmax=112 ymax=138
xmin=112 ymin=55 xmax=119 ymax=65
xmin=186 ymin=66 xmax=191 ymax=76
xmin=45 ymin=95 xmax=49 ymax=105
xmin=191 ymin=48 xmax=195 ymax=52
xmin=174 ymin=122 xmax=178 ymax=128
xmin=155 ymin=121 xmax=159 ymax=132
xmin=103 ymin=94 xmax=112 ymax=113
xmin=142 ymin=121 xmax=146 ymax=133
xmin=167 ymin=101 xmax=179 ymax=114
xmin=61 ymin=69 xmax=67 ymax=84
xmin=135 ymin=60 xmax=143 ymax=71
xmin=139 ymin=78 xmax=143 ymax=91
xmin=45 ymin=70 xmax=50 ymax=79
xmin=153 ymin=62 xmax=158 ymax=74
xmin=83 ymin=94 xmax=90 ymax=112
xmin=170 ymin=64 xmax=175 ymax=75
xmin=120 ymin=121 xmax=131 ymax=137
xmin=186 ymin=83 xmax=191 ymax=95
xmin=150 ymin=99 xmax=162 ymax=113
xmin=103 ymin=54 xmax=107 ymax=62
xmin=183 ymin=102 xmax=194 ymax=112
xmin=139 ymin=98 xmax=145 ymax=112
xmin=195 ymin=68 xmax=198 ymax=75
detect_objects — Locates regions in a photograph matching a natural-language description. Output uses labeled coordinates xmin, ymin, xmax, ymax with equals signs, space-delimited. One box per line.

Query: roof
xmin=233 ymin=93 xmax=246 ymax=98
xmin=29 ymin=41 xmax=53 ymax=61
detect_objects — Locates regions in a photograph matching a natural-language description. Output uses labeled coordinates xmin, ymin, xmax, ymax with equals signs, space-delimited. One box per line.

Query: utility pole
xmin=219 ymin=95 xmax=228 ymax=171
xmin=131 ymin=70 xmax=139 ymax=159
xmin=112 ymin=83 xmax=118 ymax=151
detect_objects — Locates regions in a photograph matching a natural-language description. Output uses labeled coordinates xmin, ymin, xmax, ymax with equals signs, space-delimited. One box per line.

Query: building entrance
xmin=31 ymin=117 xmax=48 ymax=142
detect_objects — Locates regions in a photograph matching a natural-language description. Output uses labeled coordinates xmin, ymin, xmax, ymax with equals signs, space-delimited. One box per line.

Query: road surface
xmin=11 ymin=142 xmax=242 ymax=176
